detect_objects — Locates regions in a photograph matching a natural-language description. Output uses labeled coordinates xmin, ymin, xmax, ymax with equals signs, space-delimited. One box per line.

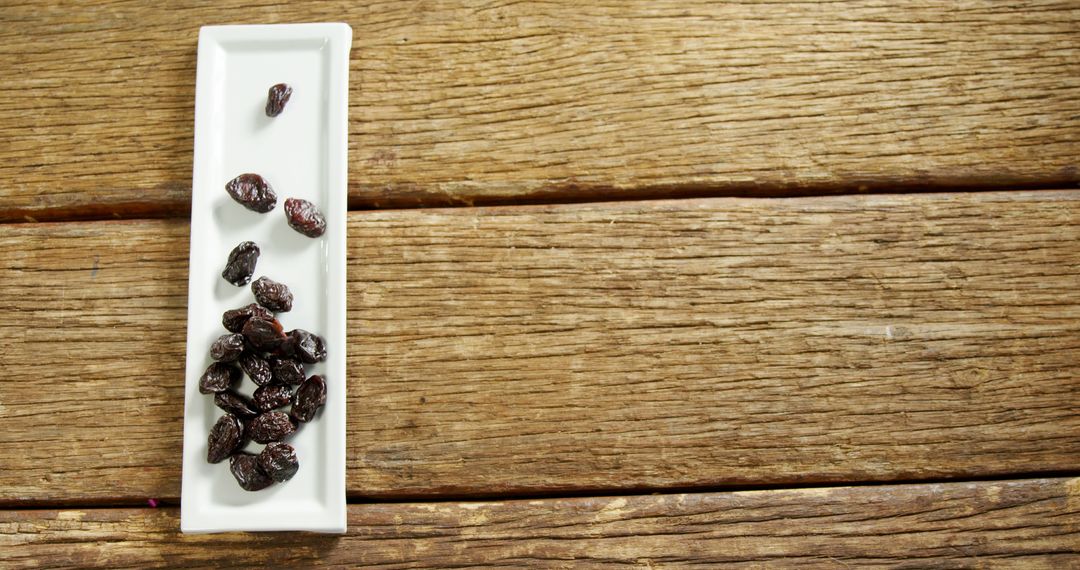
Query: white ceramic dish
xmin=181 ymin=23 xmax=351 ymax=534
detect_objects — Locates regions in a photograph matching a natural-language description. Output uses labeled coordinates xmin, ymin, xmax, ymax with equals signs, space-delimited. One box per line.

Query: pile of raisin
xmin=202 ymin=82 xmax=333 ymax=492
xmin=202 ymin=279 xmax=328 ymax=491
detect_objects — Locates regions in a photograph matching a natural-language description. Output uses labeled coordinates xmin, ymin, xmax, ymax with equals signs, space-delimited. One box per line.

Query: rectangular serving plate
xmin=181 ymin=23 xmax=351 ymax=534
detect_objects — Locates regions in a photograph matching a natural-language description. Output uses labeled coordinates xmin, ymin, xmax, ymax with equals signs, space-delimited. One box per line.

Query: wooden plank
xmin=3 ymin=479 xmax=1079 ymax=568
xmin=2 ymin=191 xmax=1080 ymax=503
xmin=1 ymin=1 xmax=1079 ymax=221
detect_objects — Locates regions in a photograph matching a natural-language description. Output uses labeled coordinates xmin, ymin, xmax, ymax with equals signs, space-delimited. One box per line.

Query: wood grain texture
xmin=3 ymin=479 xmax=1079 ymax=568
xmin=2 ymin=191 xmax=1080 ymax=503
xmin=1 ymin=1 xmax=1079 ymax=221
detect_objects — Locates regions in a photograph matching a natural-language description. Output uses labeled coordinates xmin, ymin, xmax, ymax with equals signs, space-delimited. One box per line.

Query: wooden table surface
xmin=2 ymin=1 xmax=1079 ymax=567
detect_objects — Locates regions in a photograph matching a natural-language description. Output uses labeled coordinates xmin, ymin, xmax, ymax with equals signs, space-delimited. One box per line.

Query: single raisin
xmin=253 ymin=383 xmax=293 ymax=412
xmin=221 ymin=241 xmax=260 ymax=286
xmin=207 ymin=413 xmax=245 ymax=464
xmin=230 ymin=453 xmax=274 ymax=491
xmin=265 ymin=83 xmax=293 ymax=117
xmin=242 ymin=316 xmax=286 ymax=351
xmin=214 ymin=390 xmax=259 ymax=420
xmin=199 ymin=362 xmax=240 ymax=394
xmin=210 ymin=334 xmax=245 ymax=362
xmin=284 ymin=198 xmax=327 ymax=238
xmin=270 ymin=357 xmax=305 ymax=385
xmin=249 ymin=411 xmax=296 ymax=443
xmin=257 ymin=442 xmax=299 ymax=483
xmin=284 ymin=329 xmax=327 ymax=364
xmin=225 ymin=173 xmax=276 ymax=213
xmin=252 ymin=276 xmax=293 ymax=312
xmin=222 ymin=303 xmax=274 ymax=333
xmin=291 ymin=374 xmax=327 ymax=423
xmin=239 ymin=352 xmax=273 ymax=386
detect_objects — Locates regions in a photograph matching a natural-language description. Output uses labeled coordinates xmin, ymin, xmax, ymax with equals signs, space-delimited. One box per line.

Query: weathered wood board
xmin=2 ymin=191 xmax=1078 ymax=502
xmin=3 ymin=479 xmax=1078 ymax=568
xmin=2 ymin=1 xmax=1078 ymax=220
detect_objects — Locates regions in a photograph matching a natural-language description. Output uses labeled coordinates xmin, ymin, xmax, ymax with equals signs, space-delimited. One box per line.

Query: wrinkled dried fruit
xmin=284 ymin=329 xmax=327 ymax=364
xmin=291 ymin=374 xmax=327 ymax=423
xmin=265 ymin=83 xmax=293 ymax=117
xmin=270 ymin=357 xmax=305 ymax=385
xmin=221 ymin=241 xmax=260 ymax=286
xmin=242 ymin=317 xmax=286 ymax=351
xmin=214 ymin=390 xmax=259 ymax=419
xmin=210 ymin=334 xmax=245 ymax=362
xmin=257 ymin=442 xmax=299 ymax=482
xmin=225 ymin=173 xmax=277 ymax=213
xmin=222 ymin=303 xmax=275 ymax=333
xmin=254 ymin=383 xmax=293 ymax=412
xmin=230 ymin=453 xmax=274 ymax=491
xmin=199 ymin=362 xmax=240 ymax=394
xmin=249 ymin=411 xmax=296 ymax=443
xmin=207 ymin=413 xmax=245 ymax=464
xmin=252 ymin=276 xmax=293 ymax=312
xmin=284 ymin=198 xmax=326 ymax=238
xmin=239 ymin=352 xmax=273 ymax=386
xmin=204 ymin=240 xmax=331 ymax=488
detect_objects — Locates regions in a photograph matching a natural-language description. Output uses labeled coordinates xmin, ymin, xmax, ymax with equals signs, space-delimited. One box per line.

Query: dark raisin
xmin=270 ymin=357 xmax=305 ymax=385
xmin=214 ymin=390 xmax=259 ymax=419
xmin=249 ymin=411 xmax=296 ymax=443
xmin=253 ymin=383 xmax=293 ymax=411
xmin=221 ymin=241 xmax=260 ymax=286
xmin=284 ymin=198 xmax=327 ymax=238
xmin=239 ymin=352 xmax=273 ymax=386
xmin=230 ymin=453 xmax=274 ymax=491
xmin=291 ymin=374 xmax=327 ymax=423
xmin=225 ymin=173 xmax=277 ymax=213
xmin=265 ymin=83 xmax=293 ymax=117
xmin=242 ymin=317 xmax=286 ymax=351
xmin=284 ymin=329 xmax=327 ymax=364
xmin=252 ymin=276 xmax=293 ymax=312
xmin=257 ymin=442 xmax=299 ymax=483
xmin=198 ymin=362 xmax=240 ymax=394
xmin=210 ymin=334 xmax=245 ymax=362
xmin=207 ymin=413 xmax=245 ymax=464
xmin=222 ymin=303 xmax=274 ymax=333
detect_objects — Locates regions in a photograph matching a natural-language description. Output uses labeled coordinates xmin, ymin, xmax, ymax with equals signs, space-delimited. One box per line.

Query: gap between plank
xmin=4 ymin=179 xmax=1078 ymax=225
xmin=4 ymin=470 xmax=1079 ymax=511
